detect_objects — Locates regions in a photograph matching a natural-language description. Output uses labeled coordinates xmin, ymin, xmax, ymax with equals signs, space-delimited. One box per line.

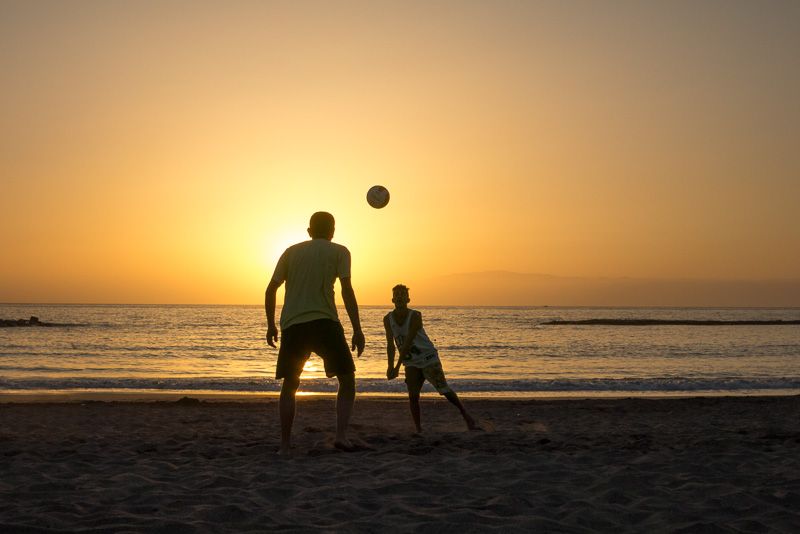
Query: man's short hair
xmin=392 ymin=284 xmax=409 ymax=296
xmin=309 ymin=212 xmax=335 ymax=238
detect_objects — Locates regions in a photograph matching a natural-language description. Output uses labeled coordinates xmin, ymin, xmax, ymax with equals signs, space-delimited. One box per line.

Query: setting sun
xmin=1 ymin=1 xmax=798 ymax=306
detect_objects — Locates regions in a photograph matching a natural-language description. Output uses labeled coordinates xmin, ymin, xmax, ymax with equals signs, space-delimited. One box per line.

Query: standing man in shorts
xmin=385 ymin=284 xmax=476 ymax=433
xmin=265 ymin=212 xmax=365 ymax=455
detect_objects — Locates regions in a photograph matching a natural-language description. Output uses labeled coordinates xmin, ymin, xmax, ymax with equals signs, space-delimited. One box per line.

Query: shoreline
xmin=2 ymin=388 xmax=799 ymax=404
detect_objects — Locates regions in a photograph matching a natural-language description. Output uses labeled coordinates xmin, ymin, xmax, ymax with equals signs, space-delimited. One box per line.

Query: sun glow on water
xmin=301 ymin=358 xmax=323 ymax=378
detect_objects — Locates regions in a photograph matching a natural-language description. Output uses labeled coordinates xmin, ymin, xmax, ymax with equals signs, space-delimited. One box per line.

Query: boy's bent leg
xmin=279 ymin=375 xmax=301 ymax=455
xmin=335 ymin=372 xmax=356 ymax=445
xmin=423 ymin=363 xmax=477 ymax=431
xmin=443 ymin=391 xmax=478 ymax=430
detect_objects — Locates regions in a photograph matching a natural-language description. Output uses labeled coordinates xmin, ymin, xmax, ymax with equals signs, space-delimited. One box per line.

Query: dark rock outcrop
xmin=1 ymin=316 xmax=52 ymax=327
xmin=542 ymin=319 xmax=800 ymax=326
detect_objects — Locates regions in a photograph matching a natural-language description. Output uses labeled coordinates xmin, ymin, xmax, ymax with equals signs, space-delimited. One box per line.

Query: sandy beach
xmin=1 ymin=395 xmax=798 ymax=532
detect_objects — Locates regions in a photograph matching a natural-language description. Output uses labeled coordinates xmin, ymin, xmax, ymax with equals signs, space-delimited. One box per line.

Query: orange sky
xmin=1 ymin=1 xmax=799 ymax=305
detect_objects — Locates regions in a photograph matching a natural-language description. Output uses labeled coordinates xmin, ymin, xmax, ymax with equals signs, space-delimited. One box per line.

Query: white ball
xmin=366 ymin=185 xmax=390 ymax=209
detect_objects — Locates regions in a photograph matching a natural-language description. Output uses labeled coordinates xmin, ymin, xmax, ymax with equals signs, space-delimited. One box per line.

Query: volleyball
xmin=366 ymin=185 xmax=390 ymax=209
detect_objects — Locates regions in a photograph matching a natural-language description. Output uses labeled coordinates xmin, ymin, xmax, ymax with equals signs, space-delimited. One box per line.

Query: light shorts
xmin=404 ymin=362 xmax=453 ymax=395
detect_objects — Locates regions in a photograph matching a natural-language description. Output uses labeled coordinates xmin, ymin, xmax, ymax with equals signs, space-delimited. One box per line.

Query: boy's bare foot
xmin=465 ymin=414 xmax=482 ymax=431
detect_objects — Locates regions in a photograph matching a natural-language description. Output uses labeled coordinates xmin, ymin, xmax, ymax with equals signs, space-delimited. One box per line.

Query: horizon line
xmin=2 ymin=302 xmax=799 ymax=310
xmin=441 ymin=271 xmax=800 ymax=282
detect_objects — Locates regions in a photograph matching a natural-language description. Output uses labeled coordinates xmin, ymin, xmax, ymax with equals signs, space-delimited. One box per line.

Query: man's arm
xmin=340 ymin=277 xmax=365 ymax=356
xmin=384 ymin=315 xmax=399 ymax=379
xmin=264 ymin=279 xmax=282 ymax=347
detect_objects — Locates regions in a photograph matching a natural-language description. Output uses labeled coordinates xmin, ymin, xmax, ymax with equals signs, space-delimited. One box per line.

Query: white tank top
xmin=387 ymin=309 xmax=440 ymax=368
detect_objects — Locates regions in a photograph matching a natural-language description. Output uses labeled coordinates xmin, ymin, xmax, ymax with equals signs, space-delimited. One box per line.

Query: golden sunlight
xmin=0 ymin=1 xmax=798 ymax=305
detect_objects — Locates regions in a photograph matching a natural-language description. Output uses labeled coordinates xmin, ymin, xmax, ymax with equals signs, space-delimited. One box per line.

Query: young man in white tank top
xmin=384 ymin=284 xmax=477 ymax=433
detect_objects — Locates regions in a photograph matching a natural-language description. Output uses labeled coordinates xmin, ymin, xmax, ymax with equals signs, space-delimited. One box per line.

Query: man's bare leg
xmin=444 ymin=391 xmax=477 ymax=430
xmin=279 ymin=375 xmax=300 ymax=455
xmin=335 ymin=372 xmax=356 ymax=447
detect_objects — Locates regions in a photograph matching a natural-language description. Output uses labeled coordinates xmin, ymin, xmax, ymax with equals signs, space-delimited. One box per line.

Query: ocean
xmin=1 ymin=304 xmax=799 ymax=397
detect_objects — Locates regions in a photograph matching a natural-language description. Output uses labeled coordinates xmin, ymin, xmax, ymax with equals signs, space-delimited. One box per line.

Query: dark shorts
xmin=276 ymin=319 xmax=355 ymax=380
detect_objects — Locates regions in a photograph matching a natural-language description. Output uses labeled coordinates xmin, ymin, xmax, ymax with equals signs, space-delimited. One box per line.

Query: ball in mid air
xmin=366 ymin=185 xmax=390 ymax=209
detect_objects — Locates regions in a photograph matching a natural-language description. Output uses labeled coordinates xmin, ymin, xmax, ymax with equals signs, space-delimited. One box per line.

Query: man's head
xmin=392 ymin=284 xmax=410 ymax=308
xmin=308 ymin=212 xmax=335 ymax=240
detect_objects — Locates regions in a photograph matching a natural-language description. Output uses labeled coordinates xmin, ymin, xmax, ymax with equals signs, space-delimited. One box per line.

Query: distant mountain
xmin=409 ymin=271 xmax=800 ymax=306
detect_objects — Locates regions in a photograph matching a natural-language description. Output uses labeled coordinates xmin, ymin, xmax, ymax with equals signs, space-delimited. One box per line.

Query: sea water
xmin=1 ymin=305 xmax=799 ymax=396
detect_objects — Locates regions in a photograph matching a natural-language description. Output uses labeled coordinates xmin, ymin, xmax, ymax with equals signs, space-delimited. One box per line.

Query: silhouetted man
xmin=265 ymin=212 xmax=365 ymax=455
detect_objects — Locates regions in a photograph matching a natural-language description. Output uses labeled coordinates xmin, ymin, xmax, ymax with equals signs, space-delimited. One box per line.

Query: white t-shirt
xmin=271 ymin=238 xmax=351 ymax=330
xmin=386 ymin=309 xmax=440 ymax=368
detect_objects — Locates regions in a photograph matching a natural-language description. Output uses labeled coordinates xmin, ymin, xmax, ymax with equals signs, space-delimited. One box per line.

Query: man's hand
xmin=266 ymin=324 xmax=279 ymax=348
xmin=351 ymin=329 xmax=365 ymax=357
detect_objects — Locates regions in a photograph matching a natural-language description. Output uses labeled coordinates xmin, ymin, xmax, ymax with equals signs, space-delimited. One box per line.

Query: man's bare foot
xmin=334 ymin=438 xmax=374 ymax=452
xmin=334 ymin=439 xmax=358 ymax=452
